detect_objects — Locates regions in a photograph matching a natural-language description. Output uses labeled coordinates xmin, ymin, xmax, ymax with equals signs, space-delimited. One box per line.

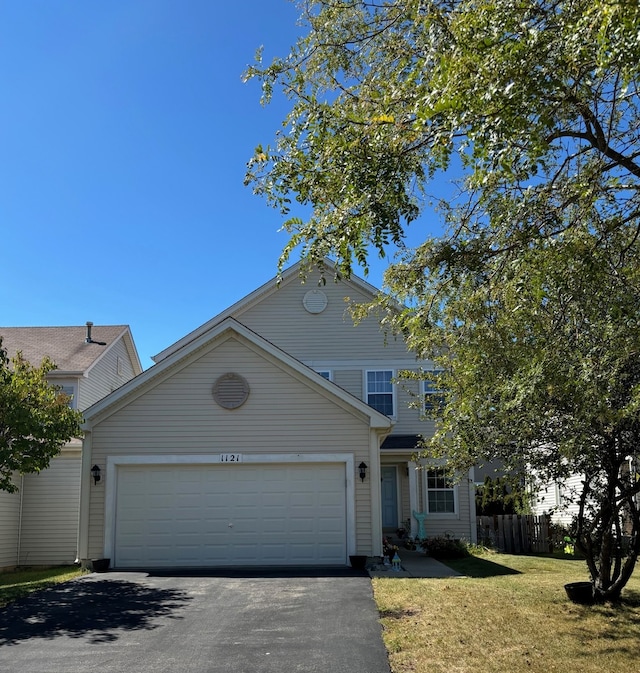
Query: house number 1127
xmin=220 ymin=453 xmax=242 ymax=463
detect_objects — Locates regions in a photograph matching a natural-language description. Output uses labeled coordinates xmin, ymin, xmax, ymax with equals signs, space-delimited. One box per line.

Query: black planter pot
xmin=349 ymin=555 xmax=368 ymax=570
xmin=564 ymin=581 xmax=594 ymax=604
xmin=91 ymin=558 xmax=111 ymax=573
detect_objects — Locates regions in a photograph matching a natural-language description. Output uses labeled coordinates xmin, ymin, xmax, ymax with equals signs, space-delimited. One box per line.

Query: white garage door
xmin=114 ymin=463 xmax=347 ymax=568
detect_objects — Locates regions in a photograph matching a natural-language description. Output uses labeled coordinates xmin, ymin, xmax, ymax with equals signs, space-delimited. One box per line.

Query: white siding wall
xmin=0 ymin=484 xmax=20 ymax=569
xmin=19 ymin=448 xmax=82 ymax=565
xmin=87 ymin=335 xmax=376 ymax=559
xmin=78 ymin=337 xmax=138 ymax=410
xmin=532 ymin=473 xmax=583 ymax=526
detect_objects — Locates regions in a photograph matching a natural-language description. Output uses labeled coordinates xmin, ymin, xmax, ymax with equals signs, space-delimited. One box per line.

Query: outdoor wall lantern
xmin=91 ymin=464 xmax=101 ymax=485
xmin=358 ymin=462 xmax=368 ymax=482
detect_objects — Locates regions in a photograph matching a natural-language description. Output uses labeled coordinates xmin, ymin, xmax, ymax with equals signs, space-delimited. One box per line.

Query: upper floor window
xmin=423 ymin=371 xmax=445 ymax=411
xmin=316 ymin=370 xmax=332 ymax=381
xmin=58 ymin=385 xmax=77 ymax=409
xmin=366 ymin=370 xmax=394 ymax=416
xmin=425 ymin=469 xmax=457 ymax=515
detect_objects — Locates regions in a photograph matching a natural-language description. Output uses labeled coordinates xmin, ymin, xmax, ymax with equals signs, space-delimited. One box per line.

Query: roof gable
xmin=152 ymin=260 xmax=382 ymax=364
xmin=0 ymin=325 xmax=142 ymax=376
xmin=84 ymin=317 xmax=392 ymax=431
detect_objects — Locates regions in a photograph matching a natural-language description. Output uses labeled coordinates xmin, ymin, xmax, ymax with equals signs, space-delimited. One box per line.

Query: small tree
xmin=0 ymin=338 xmax=84 ymax=493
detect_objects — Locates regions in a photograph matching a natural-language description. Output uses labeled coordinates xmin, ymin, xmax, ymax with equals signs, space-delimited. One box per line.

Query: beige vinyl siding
xmin=381 ymin=458 xmax=473 ymax=540
xmin=234 ymin=270 xmax=435 ymax=441
xmin=19 ymin=449 xmax=82 ymax=565
xmin=418 ymin=471 xmax=473 ymax=540
xmin=87 ymin=335 xmax=375 ymax=559
xmin=0 ymin=485 xmax=20 ymax=569
xmin=236 ymin=273 xmax=413 ymax=363
xmin=332 ymin=369 xmax=363 ymax=399
xmin=78 ymin=337 xmax=138 ymax=410
xmin=394 ymin=373 xmax=429 ymax=434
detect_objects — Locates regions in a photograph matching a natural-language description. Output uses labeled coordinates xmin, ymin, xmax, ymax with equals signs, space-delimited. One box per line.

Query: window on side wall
xmin=425 ymin=469 xmax=457 ymax=515
xmin=366 ymin=370 xmax=394 ymax=416
xmin=58 ymin=385 xmax=77 ymax=409
xmin=316 ymin=370 xmax=332 ymax=381
xmin=423 ymin=372 xmax=445 ymax=412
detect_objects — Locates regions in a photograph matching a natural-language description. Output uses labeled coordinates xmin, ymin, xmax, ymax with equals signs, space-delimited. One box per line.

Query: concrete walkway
xmin=367 ymin=549 xmax=465 ymax=579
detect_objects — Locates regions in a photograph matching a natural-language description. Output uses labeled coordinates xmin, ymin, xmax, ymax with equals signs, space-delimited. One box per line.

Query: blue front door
xmin=381 ymin=466 xmax=398 ymax=529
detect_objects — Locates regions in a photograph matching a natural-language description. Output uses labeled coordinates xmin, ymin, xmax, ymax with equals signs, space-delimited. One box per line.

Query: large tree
xmin=245 ymin=0 xmax=640 ymax=601
xmin=0 ymin=338 xmax=84 ymax=493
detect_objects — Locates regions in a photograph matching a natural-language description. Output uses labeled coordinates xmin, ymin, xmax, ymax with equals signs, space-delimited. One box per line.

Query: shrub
xmin=421 ymin=536 xmax=470 ymax=559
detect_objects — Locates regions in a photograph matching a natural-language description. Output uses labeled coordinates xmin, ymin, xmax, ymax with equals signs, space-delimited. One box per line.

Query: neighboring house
xmin=531 ymin=458 xmax=640 ymax=531
xmin=79 ymin=263 xmax=477 ymax=569
xmin=0 ymin=323 xmax=142 ymax=569
xmin=531 ymin=475 xmax=585 ymax=527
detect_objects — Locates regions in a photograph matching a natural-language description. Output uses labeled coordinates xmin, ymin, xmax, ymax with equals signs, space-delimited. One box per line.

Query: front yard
xmin=373 ymin=551 xmax=640 ymax=673
xmin=0 ymin=567 xmax=86 ymax=608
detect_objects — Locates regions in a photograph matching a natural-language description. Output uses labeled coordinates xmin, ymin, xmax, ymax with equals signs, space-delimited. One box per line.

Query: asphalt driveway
xmin=0 ymin=569 xmax=390 ymax=673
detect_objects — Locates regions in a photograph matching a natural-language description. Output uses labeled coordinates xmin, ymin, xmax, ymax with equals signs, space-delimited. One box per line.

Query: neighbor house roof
xmin=0 ymin=325 xmax=141 ymax=376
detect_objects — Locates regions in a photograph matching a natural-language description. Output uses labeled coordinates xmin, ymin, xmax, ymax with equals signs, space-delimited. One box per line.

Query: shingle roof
xmin=381 ymin=434 xmax=422 ymax=450
xmin=0 ymin=325 xmax=128 ymax=374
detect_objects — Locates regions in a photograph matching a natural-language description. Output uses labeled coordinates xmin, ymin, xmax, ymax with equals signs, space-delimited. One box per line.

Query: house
xmin=0 ymin=323 xmax=142 ymax=569
xmin=79 ymin=263 xmax=477 ymax=569
xmin=530 ymin=475 xmax=585 ymax=527
xmin=531 ymin=458 xmax=640 ymax=532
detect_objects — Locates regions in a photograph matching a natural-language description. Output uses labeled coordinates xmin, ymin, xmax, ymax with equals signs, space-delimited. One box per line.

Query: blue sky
xmin=1 ymin=1 xmax=448 ymax=368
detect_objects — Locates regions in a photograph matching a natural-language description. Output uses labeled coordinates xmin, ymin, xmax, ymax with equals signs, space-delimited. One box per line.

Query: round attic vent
xmin=212 ymin=373 xmax=250 ymax=409
xmin=303 ymin=289 xmax=328 ymax=314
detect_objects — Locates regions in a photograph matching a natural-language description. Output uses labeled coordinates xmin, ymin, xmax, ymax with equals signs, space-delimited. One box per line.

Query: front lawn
xmin=373 ymin=551 xmax=640 ymax=673
xmin=0 ymin=567 xmax=87 ymax=608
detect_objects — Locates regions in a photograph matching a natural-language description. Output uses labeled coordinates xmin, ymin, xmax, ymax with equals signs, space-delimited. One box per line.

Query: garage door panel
xmin=114 ymin=463 xmax=347 ymax=568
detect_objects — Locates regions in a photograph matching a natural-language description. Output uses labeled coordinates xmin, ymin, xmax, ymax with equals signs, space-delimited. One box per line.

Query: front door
xmin=381 ymin=466 xmax=398 ymax=529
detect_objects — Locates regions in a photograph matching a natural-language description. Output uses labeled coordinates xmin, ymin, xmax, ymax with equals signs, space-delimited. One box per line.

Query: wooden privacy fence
xmin=476 ymin=515 xmax=551 ymax=554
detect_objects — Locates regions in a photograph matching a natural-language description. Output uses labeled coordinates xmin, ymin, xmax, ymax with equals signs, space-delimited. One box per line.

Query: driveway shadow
xmin=148 ymin=565 xmax=368 ymax=578
xmin=0 ymin=578 xmax=191 ymax=646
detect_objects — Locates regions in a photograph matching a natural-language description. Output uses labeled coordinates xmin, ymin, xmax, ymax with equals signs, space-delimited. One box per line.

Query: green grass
xmin=373 ymin=551 xmax=640 ymax=673
xmin=0 ymin=566 xmax=87 ymax=608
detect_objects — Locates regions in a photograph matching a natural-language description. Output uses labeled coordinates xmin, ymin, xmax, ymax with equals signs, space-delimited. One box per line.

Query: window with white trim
xmin=423 ymin=371 xmax=444 ymax=411
xmin=425 ymin=469 xmax=457 ymax=514
xmin=316 ymin=370 xmax=332 ymax=381
xmin=366 ymin=370 xmax=394 ymax=416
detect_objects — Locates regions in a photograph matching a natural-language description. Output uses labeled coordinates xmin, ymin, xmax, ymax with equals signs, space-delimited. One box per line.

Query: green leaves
xmin=247 ymin=1 xmax=640 ymax=593
xmin=0 ymin=340 xmax=83 ymax=493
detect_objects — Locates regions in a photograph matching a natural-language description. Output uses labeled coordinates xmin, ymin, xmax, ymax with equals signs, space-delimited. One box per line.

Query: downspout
xmin=76 ymin=429 xmax=92 ymax=565
xmin=16 ymin=474 xmax=24 ymax=566
xmin=468 ymin=467 xmax=478 ymax=544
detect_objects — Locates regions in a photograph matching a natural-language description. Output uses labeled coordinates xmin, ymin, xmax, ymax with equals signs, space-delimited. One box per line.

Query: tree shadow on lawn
xmin=563 ymin=589 xmax=640 ymax=658
xmin=444 ymin=556 xmax=521 ymax=578
xmin=0 ymin=577 xmax=191 ymax=646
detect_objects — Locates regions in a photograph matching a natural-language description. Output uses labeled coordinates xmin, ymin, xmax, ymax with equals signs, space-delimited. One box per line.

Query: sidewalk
xmin=367 ymin=549 xmax=465 ymax=579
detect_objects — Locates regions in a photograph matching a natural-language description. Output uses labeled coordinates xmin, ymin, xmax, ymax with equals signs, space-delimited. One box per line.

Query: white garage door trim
xmin=104 ymin=453 xmax=356 ymax=564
